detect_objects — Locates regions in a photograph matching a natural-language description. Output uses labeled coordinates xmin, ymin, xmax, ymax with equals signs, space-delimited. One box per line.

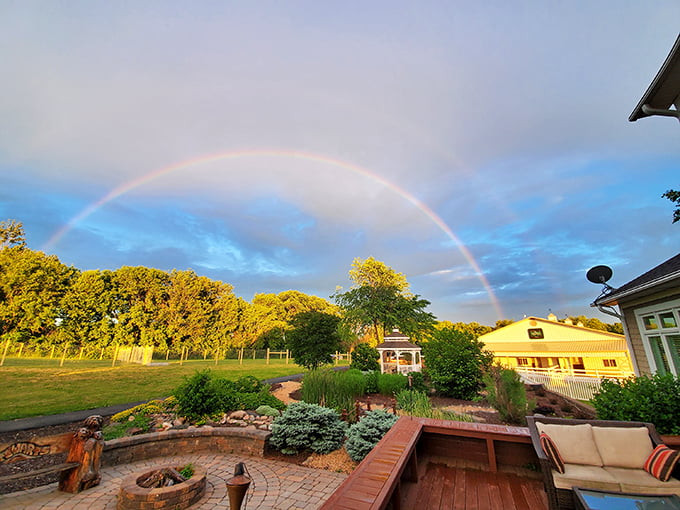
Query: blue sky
xmin=1 ymin=2 xmax=678 ymax=325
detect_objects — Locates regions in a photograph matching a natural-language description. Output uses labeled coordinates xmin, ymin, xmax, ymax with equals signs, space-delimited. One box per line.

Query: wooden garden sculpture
xmin=59 ymin=415 xmax=104 ymax=493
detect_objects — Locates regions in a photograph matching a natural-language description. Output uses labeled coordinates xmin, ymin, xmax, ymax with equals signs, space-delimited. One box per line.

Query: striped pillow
xmin=644 ymin=445 xmax=680 ymax=482
xmin=540 ymin=432 xmax=565 ymax=474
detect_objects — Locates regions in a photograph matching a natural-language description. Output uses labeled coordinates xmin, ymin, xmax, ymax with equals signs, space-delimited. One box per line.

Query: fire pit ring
xmin=117 ymin=464 xmax=207 ymax=510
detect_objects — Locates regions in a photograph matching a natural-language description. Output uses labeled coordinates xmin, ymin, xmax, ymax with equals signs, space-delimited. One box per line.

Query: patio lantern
xmin=376 ymin=329 xmax=422 ymax=375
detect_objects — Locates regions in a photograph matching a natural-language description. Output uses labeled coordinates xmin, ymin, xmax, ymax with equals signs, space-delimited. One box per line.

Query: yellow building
xmin=478 ymin=315 xmax=633 ymax=378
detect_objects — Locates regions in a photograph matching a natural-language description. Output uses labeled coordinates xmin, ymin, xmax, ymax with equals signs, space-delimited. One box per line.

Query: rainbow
xmin=42 ymin=149 xmax=503 ymax=318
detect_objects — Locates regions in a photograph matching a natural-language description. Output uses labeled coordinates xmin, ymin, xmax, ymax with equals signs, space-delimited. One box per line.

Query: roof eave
xmin=593 ymin=270 xmax=680 ymax=307
xmin=629 ymin=34 xmax=680 ymax=122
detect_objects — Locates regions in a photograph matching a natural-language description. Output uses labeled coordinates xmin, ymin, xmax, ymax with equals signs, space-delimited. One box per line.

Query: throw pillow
xmin=540 ymin=432 xmax=565 ymax=474
xmin=644 ymin=445 xmax=680 ymax=482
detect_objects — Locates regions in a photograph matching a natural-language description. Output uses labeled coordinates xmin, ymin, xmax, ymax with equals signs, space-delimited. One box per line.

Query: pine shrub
xmin=270 ymin=402 xmax=347 ymax=455
xmin=483 ymin=365 xmax=531 ymax=425
xmin=345 ymin=410 xmax=398 ymax=462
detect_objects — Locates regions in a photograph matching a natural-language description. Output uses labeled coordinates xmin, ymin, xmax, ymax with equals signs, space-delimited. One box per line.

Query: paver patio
xmin=0 ymin=453 xmax=347 ymax=510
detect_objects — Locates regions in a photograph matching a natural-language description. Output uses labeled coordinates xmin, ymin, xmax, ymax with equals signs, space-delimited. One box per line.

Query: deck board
xmin=402 ymin=462 xmax=548 ymax=510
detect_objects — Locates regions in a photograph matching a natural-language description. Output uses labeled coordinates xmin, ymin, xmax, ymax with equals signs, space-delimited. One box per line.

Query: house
xmin=478 ymin=315 xmax=633 ymax=378
xmin=629 ymin=33 xmax=680 ymax=123
xmin=592 ymin=253 xmax=680 ymax=376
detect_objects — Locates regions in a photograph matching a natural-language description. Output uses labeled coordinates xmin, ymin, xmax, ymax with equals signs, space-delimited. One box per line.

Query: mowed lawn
xmin=0 ymin=358 xmax=308 ymax=421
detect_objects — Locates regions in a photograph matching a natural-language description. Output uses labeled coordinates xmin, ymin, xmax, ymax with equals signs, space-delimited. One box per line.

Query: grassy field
xmin=0 ymin=357 xmax=316 ymax=421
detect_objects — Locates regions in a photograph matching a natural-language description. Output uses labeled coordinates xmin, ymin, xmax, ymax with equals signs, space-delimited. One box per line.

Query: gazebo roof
xmin=376 ymin=329 xmax=420 ymax=350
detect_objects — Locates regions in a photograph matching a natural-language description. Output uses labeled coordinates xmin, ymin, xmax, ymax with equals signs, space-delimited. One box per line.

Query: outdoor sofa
xmin=527 ymin=416 xmax=680 ymax=510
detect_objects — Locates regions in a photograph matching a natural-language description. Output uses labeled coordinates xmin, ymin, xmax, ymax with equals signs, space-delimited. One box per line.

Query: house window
xmin=517 ymin=358 xmax=529 ymax=366
xmin=636 ymin=303 xmax=680 ymax=376
xmin=528 ymin=328 xmax=544 ymax=339
xmin=603 ymin=359 xmax=617 ymax=367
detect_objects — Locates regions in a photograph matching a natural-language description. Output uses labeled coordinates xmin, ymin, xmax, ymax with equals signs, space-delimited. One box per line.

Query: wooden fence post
xmin=50 ymin=345 xmax=55 ymax=359
xmin=252 ymin=348 xmax=256 ymax=360
xmin=286 ymin=349 xmax=289 ymax=364
xmin=266 ymin=348 xmax=270 ymax=365
xmin=0 ymin=340 xmax=10 ymax=366
xmin=112 ymin=345 xmax=119 ymax=367
xmin=17 ymin=343 xmax=24 ymax=358
xmin=60 ymin=345 xmax=68 ymax=367
xmin=78 ymin=347 xmax=84 ymax=360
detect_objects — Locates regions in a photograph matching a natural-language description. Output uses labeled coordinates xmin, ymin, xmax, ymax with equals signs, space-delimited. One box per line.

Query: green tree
xmin=60 ymin=270 xmax=117 ymax=351
xmin=493 ymin=319 xmax=514 ymax=330
xmin=662 ymin=189 xmax=680 ymax=224
xmin=0 ymin=219 xmax=26 ymax=249
xmin=0 ymin=247 xmax=78 ymax=345
xmin=287 ymin=311 xmax=342 ymax=370
xmin=348 ymin=257 xmax=409 ymax=292
xmin=350 ymin=342 xmax=380 ymax=371
xmin=111 ymin=266 xmax=170 ymax=348
xmin=421 ymin=326 xmax=494 ymax=399
xmin=437 ymin=320 xmax=492 ymax=338
xmin=335 ymin=284 xmax=435 ymax=343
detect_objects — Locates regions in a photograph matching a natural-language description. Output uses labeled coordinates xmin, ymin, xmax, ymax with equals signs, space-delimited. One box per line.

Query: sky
xmin=1 ymin=2 xmax=678 ymax=326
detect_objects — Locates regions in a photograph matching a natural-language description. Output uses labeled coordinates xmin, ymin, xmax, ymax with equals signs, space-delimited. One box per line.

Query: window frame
xmin=635 ymin=298 xmax=680 ymax=376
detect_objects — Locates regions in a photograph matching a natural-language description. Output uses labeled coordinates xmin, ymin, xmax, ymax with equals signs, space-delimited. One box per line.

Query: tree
xmin=437 ymin=320 xmax=492 ymax=338
xmin=494 ymin=319 xmax=514 ymax=330
xmin=335 ymin=284 xmax=435 ymax=343
xmin=0 ymin=219 xmax=26 ymax=249
xmin=287 ymin=311 xmax=342 ymax=370
xmin=662 ymin=189 xmax=680 ymax=224
xmin=0 ymin=246 xmax=78 ymax=344
xmin=421 ymin=326 xmax=494 ymax=399
xmin=350 ymin=342 xmax=380 ymax=371
xmin=348 ymin=257 xmax=409 ymax=292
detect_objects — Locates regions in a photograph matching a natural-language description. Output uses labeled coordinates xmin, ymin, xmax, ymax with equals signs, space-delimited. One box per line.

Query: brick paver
xmin=0 ymin=454 xmax=347 ymax=510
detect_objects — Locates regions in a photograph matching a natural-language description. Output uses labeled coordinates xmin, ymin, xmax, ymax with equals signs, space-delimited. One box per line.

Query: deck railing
xmin=514 ymin=366 xmax=633 ymax=400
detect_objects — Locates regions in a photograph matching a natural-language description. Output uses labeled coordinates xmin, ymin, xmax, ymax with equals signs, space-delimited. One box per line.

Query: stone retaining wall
xmin=103 ymin=427 xmax=271 ymax=467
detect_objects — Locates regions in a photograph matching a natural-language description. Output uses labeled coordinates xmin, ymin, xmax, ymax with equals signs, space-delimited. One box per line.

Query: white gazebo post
xmin=376 ymin=329 xmax=422 ymax=375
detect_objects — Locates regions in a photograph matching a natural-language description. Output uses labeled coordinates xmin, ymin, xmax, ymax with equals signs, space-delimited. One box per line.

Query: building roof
xmin=480 ymin=316 xmax=625 ymax=343
xmin=376 ymin=328 xmax=420 ymax=350
xmin=594 ymin=253 xmax=680 ymax=307
xmin=629 ymin=34 xmax=680 ymax=121
xmin=487 ymin=339 xmax=628 ymax=357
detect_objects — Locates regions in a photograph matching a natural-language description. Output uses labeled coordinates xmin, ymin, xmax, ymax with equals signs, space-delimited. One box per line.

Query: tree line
xmin=0 ymin=219 xmax=622 ymax=358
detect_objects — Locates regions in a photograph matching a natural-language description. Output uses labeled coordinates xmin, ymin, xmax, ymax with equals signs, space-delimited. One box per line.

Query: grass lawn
xmin=0 ymin=357 xmax=318 ymax=421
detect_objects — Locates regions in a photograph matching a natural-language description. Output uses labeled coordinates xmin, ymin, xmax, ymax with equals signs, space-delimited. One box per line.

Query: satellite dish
xmin=586 ymin=265 xmax=613 ymax=285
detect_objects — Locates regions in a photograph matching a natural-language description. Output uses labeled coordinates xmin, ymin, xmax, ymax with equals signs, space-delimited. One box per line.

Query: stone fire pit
xmin=117 ymin=464 xmax=206 ymax=510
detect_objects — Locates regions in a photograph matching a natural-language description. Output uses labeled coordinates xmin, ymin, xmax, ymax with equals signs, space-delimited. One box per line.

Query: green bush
xmin=483 ymin=365 xmax=531 ymax=425
xmin=345 ymin=410 xmax=398 ymax=462
xmin=363 ymin=370 xmax=380 ymax=394
xmin=350 ymin=343 xmax=380 ymax=371
xmin=234 ymin=375 xmax=265 ymax=393
xmin=175 ymin=370 xmax=221 ymax=419
xmin=237 ymin=389 xmax=287 ymax=411
xmin=377 ymin=373 xmax=408 ymax=396
xmin=302 ymin=368 xmax=365 ymax=420
xmin=407 ymin=371 xmax=428 ymax=393
xmin=270 ymin=402 xmax=347 ymax=455
xmin=394 ymin=389 xmax=473 ymax=422
xmin=103 ymin=413 xmax=152 ymax=440
xmin=421 ymin=327 xmax=493 ymax=399
xmin=256 ymin=405 xmax=281 ymax=417
xmin=591 ymin=374 xmax=680 ymax=435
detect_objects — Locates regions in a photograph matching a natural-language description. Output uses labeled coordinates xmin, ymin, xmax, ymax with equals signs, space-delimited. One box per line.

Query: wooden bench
xmin=0 ymin=415 xmax=104 ymax=493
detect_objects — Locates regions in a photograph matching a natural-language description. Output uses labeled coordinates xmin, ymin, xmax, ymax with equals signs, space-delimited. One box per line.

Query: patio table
xmin=573 ymin=487 xmax=680 ymax=510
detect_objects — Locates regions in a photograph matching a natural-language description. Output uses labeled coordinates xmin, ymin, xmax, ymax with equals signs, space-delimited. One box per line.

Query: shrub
xmin=103 ymin=413 xmax=152 ymax=440
xmin=395 ymin=389 xmax=473 ymax=422
xmin=174 ymin=370 xmax=221 ymax=419
xmin=377 ymin=373 xmax=408 ymax=396
xmin=363 ymin=370 xmax=380 ymax=394
xmin=591 ymin=374 xmax=680 ymax=435
xmin=407 ymin=371 xmax=428 ymax=393
xmin=302 ymin=368 xmax=365 ymax=420
xmin=350 ymin=343 xmax=380 ymax=372
xmin=234 ymin=375 xmax=264 ymax=393
xmin=421 ymin=327 xmax=493 ymax=399
xmin=270 ymin=402 xmax=347 ymax=455
xmin=236 ymin=389 xmax=286 ymax=411
xmin=256 ymin=405 xmax=281 ymax=417
xmin=345 ymin=410 xmax=398 ymax=462
xmin=483 ymin=365 xmax=531 ymax=425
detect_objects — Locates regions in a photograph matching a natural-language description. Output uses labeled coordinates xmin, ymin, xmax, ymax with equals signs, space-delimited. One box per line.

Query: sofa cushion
xmin=644 ymin=445 xmax=680 ymax=482
xmin=540 ymin=432 xmax=565 ymax=474
xmin=591 ymin=426 xmax=654 ymax=468
xmin=536 ymin=423 xmax=603 ymax=466
xmin=552 ymin=464 xmax=620 ymax=491
xmin=605 ymin=466 xmax=680 ymax=495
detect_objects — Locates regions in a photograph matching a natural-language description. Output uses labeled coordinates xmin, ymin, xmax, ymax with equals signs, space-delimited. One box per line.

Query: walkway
xmin=0 ymin=453 xmax=347 ymax=510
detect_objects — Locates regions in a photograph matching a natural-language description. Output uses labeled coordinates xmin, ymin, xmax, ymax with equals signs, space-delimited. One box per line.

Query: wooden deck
xmin=320 ymin=417 xmax=549 ymax=510
xmin=402 ymin=462 xmax=548 ymax=510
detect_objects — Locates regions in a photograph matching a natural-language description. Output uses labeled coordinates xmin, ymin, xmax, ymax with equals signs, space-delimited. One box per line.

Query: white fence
xmin=514 ymin=366 xmax=634 ymax=401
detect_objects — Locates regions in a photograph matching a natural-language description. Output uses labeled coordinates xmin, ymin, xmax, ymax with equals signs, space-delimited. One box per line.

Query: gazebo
xmin=375 ymin=329 xmax=422 ymax=375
